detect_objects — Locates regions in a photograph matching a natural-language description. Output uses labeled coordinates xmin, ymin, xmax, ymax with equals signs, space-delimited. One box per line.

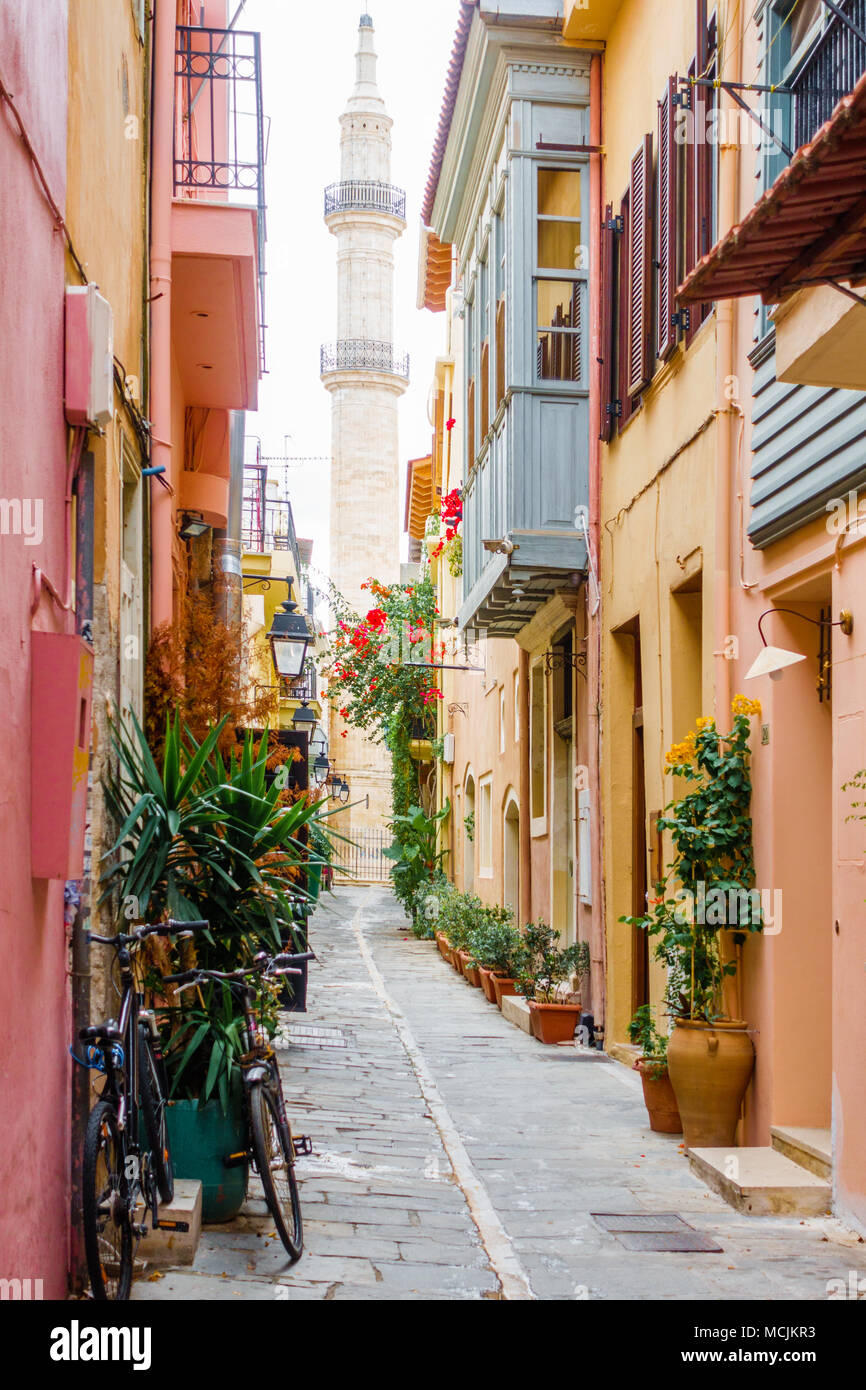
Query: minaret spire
xmin=353 ymin=15 xmax=381 ymax=103
xmin=320 ymin=16 xmax=408 ymax=842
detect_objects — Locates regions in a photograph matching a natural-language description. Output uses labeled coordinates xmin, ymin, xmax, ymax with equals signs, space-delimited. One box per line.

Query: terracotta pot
xmin=478 ymin=967 xmax=499 ymax=1004
xmin=435 ymin=932 xmax=449 ymax=959
xmin=635 ymin=1060 xmax=682 ymax=1134
xmin=491 ymin=975 xmax=517 ymax=1009
xmin=464 ymin=960 xmax=481 ymax=988
xmin=451 ymin=948 xmax=464 ymax=975
xmin=458 ymin=949 xmax=473 ymax=978
xmin=667 ymin=1019 xmax=755 ymax=1149
xmin=529 ymin=1001 xmax=582 ymax=1044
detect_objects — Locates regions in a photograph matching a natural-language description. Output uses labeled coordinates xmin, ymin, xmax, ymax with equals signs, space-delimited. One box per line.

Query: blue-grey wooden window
xmin=533 ymin=165 xmax=586 ymax=385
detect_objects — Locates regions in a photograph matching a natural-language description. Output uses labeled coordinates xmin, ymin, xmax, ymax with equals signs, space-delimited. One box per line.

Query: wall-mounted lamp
xmin=291 ymin=700 xmax=318 ymax=732
xmin=312 ymin=754 xmax=331 ymax=786
xmin=266 ymin=580 xmax=312 ymax=681
xmin=745 ymin=607 xmax=854 ymax=702
xmin=179 ymin=511 xmax=210 ymax=540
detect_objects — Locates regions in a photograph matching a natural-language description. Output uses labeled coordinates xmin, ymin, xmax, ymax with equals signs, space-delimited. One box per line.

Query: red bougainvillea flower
xmin=408 ymin=625 xmax=426 ymax=645
xmin=340 ymin=730 xmax=348 ymax=738
xmin=365 ymin=607 xmax=387 ymax=632
xmin=339 ymin=707 xmax=348 ymax=717
xmin=422 ymin=686 xmax=443 ymax=704
xmin=445 ymin=417 xmax=456 ymax=431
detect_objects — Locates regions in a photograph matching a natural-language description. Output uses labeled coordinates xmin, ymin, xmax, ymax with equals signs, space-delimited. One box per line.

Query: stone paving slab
xmin=134 ymin=885 xmax=866 ymax=1302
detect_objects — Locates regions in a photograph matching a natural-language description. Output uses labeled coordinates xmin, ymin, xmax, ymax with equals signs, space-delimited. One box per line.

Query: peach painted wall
xmin=0 ymin=0 xmax=72 ymax=1298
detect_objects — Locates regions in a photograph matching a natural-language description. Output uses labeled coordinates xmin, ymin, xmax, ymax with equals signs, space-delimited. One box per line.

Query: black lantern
xmin=330 ymin=774 xmax=344 ymax=801
xmin=339 ymin=779 xmax=350 ymax=804
xmin=266 ymin=583 xmax=312 ymax=680
xmin=291 ymin=700 xmax=318 ymax=732
xmin=313 ymin=754 xmax=330 ymax=786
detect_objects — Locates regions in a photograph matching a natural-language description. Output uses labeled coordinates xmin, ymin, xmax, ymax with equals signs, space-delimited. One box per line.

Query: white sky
xmin=239 ymin=0 xmax=460 ymax=575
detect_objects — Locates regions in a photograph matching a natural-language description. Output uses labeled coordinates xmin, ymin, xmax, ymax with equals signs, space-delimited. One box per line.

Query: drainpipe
xmin=213 ymin=409 xmax=245 ymax=629
xmin=518 ymin=647 xmax=531 ymax=924
xmin=713 ymin=7 xmax=742 ymax=728
xmin=148 ymin=0 xmax=175 ymax=629
xmin=587 ymin=51 xmax=605 ymax=1026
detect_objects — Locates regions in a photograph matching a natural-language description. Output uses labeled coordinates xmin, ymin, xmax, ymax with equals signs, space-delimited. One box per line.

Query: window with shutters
xmin=656 ymin=77 xmax=678 ymax=361
xmin=599 ymin=202 xmax=617 ymax=442
xmin=534 ymin=167 xmax=584 ymax=383
xmin=627 ymin=134 xmax=653 ymax=397
xmin=616 ymin=190 xmax=636 ymax=429
xmin=467 ymin=376 xmax=476 ymax=469
xmin=480 ymin=339 xmax=490 ymax=438
xmin=495 ymin=295 xmax=506 ymax=410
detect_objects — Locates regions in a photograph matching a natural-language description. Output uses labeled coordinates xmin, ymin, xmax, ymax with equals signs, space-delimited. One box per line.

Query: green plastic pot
xmin=166 ymin=1090 xmax=248 ymax=1224
xmin=307 ymin=862 xmax=322 ymax=902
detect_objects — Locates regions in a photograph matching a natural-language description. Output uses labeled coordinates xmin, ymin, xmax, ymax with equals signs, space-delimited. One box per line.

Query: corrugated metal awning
xmin=678 ymin=70 xmax=866 ymax=306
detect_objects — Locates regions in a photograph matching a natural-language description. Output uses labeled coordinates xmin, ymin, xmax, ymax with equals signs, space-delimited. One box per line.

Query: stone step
xmin=770 ymin=1126 xmax=832 ymax=1181
xmin=688 ymin=1146 xmax=831 ymax=1217
xmin=135 ymin=1179 xmax=203 ymax=1269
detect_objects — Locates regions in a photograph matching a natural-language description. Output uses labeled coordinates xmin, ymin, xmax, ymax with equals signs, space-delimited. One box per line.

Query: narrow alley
xmin=134 ymin=888 xmax=866 ymax=1303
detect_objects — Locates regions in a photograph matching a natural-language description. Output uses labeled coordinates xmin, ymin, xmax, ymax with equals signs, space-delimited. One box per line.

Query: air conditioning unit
xmin=65 ymin=283 xmax=114 ymax=427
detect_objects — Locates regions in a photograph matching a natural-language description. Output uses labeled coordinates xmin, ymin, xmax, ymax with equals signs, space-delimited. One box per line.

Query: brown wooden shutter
xmin=480 ymin=340 xmax=490 ymax=438
xmin=656 ymin=76 xmax=678 ymax=361
xmin=617 ymin=190 xmax=635 ymax=429
xmin=495 ymin=295 xmax=505 ymax=409
xmin=627 ymin=134 xmax=653 ymax=398
xmin=467 ymin=376 xmax=475 ymax=467
xmin=569 ymin=281 xmax=581 ymax=383
xmin=599 ymin=202 xmax=617 ymax=442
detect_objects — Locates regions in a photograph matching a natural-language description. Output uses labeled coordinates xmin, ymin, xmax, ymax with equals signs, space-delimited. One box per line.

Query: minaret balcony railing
xmin=320 ymin=339 xmax=410 ymax=379
xmin=323 ymin=180 xmax=407 ymax=220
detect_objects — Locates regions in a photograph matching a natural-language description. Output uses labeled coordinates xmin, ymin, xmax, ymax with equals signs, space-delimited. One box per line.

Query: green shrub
xmin=514 ymin=920 xmax=585 ymax=1003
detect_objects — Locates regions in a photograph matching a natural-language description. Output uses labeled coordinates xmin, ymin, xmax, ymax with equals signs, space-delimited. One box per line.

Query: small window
xmin=530 ymin=662 xmax=546 ymax=825
xmin=537 ymin=168 xmax=582 ymax=271
xmin=536 ymin=280 xmax=581 ymax=382
xmin=514 ymin=671 xmax=520 ymax=742
xmin=478 ymin=775 xmax=493 ymax=874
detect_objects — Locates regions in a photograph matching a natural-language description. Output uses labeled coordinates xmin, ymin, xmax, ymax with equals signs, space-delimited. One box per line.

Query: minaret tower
xmin=322 ymin=13 xmax=408 ymax=837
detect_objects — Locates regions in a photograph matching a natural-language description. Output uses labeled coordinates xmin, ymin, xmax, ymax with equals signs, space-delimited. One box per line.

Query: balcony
xmin=324 ymin=179 xmax=406 ymax=221
xmin=171 ymin=24 xmax=267 ymax=405
xmin=562 ymin=0 xmax=625 ymax=42
xmin=242 ymin=463 xmax=302 ymax=573
xmin=320 ymin=339 xmax=409 ymax=379
xmin=792 ymin=1 xmax=866 ymax=147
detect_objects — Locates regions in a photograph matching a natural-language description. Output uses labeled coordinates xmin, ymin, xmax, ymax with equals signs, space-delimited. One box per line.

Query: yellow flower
xmin=732 ymin=694 xmax=762 ymax=718
xmin=695 ymin=715 xmax=715 ymax=730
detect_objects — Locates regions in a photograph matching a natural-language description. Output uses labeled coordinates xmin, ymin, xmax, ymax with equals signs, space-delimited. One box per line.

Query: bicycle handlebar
xmin=88 ymin=919 xmax=211 ymax=948
xmin=163 ymin=951 xmax=314 ymax=988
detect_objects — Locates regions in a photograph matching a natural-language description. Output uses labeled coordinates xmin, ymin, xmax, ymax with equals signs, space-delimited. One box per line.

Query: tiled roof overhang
xmin=678 ymin=71 xmax=866 ymax=306
xmin=404 ymin=455 xmax=434 ymax=540
xmin=421 ymin=1 xmax=479 ymax=225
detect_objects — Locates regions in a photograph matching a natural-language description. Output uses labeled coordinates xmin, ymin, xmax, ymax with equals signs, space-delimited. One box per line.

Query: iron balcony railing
xmin=792 ymin=0 xmax=866 ymax=147
xmin=281 ymin=670 xmax=318 ymax=702
xmin=320 ymin=339 xmax=410 ymax=378
xmin=241 ymin=464 xmax=301 ymax=573
xmin=323 ymin=179 xmax=407 ymax=220
xmin=175 ymin=25 xmax=268 ymax=372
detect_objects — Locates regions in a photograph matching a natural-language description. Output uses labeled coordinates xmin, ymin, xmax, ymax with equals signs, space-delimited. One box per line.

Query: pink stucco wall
xmin=0 ymin=1 xmax=72 ymax=1297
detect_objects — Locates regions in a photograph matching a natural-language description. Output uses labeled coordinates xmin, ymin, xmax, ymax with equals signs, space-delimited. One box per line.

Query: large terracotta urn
xmin=667 ymin=1019 xmax=755 ymax=1149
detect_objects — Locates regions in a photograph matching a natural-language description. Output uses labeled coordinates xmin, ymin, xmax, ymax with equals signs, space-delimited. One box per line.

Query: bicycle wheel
xmin=138 ymin=1026 xmax=174 ymax=1206
xmin=248 ymin=1082 xmax=303 ymax=1262
xmin=82 ymin=1099 xmax=133 ymax=1301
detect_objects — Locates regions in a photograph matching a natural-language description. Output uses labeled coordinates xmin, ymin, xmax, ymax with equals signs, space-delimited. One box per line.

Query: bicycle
xmin=164 ymin=949 xmax=315 ymax=1263
xmin=77 ymin=918 xmax=209 ymax=1300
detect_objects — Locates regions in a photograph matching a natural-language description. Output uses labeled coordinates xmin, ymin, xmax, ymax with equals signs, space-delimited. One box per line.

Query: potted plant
xmin=102 ymin=711 xmax=320 ymax=1219
xmin=464 ymin=908 xmax=523 ymax=1006
xmin=621 ymin=697 xmax=765 ymax=1148
xmin=627 ymin=1005 xmax=682 ymax=1134
xmin=515 ymin=921 xmax=585 ymax=1043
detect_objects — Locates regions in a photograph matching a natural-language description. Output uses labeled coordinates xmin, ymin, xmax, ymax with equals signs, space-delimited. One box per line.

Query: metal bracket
xmin=604 ymin=215 xmax=624 ymax=233
xmin=671 ymin=308 xmax=691 ymax=331
xmin=606 ymin=400 xmax=622 ymax=418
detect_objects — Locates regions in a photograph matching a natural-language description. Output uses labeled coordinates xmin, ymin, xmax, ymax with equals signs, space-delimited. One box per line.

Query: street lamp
xmin=266 ymin=582 xmax=312 ymax=680
xmin=339 ymin=779 xmax=350 ymax=804
xmin=744 ymin=607 xmax=854 ymax=701
xmin=313 ymin=754 xmax=331 ymax=786
xmin=291 ymin=700 xmax=318 ymax=732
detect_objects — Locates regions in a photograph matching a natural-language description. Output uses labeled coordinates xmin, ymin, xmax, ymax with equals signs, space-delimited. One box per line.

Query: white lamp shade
xmin=744 ymin=644 xmax=808 ymax=681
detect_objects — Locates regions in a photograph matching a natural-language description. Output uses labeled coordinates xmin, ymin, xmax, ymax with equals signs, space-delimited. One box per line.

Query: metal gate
xmin=333 ymin=828 xmax=392 ymax=884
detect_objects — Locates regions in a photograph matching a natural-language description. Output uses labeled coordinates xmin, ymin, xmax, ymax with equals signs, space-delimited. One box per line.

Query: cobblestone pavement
xmin=134 ymin=885 xmax=866 ymax=1302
